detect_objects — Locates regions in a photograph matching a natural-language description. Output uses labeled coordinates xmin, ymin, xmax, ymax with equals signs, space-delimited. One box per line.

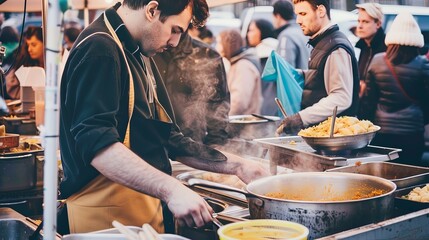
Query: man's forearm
xmin=176 ymin=151 xmax=269 ymax=184
xmin=91 ymin=142 xmax=185 ymax=202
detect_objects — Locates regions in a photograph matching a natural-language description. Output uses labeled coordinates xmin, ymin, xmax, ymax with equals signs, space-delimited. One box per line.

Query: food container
xmin=217 ymin=219 xmax=309 ymax=240
xmin=327 ymin=162 xmax=429 ymax=189
xmin=0 ymin=117 xmax=38 ymax=135
xmin=190 ymin=172 xmax=396 ymax=239
xmin=0 ymin=153 xmax=36 ymax=191
xmin=300 ymin=126 xmax=380 ymax=152
xmin=228 ymin=115 xmax=280 ymax=140
xmin=0 ymin=134 xmax=20 ymax=149
xmin=62 ymin=226 xmax=190 ymax=240
xmin=394 ymin=183 xmax=429 ymax=211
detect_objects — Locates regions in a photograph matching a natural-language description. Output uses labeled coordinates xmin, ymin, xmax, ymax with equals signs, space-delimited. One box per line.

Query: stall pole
xmin=43 ymin=0 xmax=62 ymax=238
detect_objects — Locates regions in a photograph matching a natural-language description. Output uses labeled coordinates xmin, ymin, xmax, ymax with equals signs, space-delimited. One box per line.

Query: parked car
xmin=239 ymin=6 xmax=358 ymax=45
xmin=378 ymin=4 xmax=429 ymax=54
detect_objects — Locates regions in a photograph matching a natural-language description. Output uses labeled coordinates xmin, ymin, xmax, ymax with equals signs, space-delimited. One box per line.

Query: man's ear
xmin=317 ymin=5 xmax=327 ymax=18
xmin=146 ymin=1 xmax=159 ymax=20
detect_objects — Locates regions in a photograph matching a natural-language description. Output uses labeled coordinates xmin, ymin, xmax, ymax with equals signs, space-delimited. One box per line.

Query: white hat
xmin=385 ymin=11 xmax=424 ymax=47
xmin=356 ymin=3 xmax=384 ymax=23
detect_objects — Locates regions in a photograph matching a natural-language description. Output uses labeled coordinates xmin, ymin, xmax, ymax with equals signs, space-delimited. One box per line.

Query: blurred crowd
xmin=0 ymin=13 xmax=82 ymax=100
xmin=1 ymin=0 xmax=428 ymax=166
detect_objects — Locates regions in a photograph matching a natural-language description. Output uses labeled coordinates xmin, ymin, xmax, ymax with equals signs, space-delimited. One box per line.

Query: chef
xmin=59 ymin=0 xmax=269 ymax=233
xmin=277 ymin=0 xmax=360 ymax=134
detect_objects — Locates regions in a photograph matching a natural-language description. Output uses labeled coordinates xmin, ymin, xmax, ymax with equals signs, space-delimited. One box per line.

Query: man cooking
xmin=277 ymin=0 xmax=359 ymax=134
xmin=59 ymin=0 xmax=269 ymax=234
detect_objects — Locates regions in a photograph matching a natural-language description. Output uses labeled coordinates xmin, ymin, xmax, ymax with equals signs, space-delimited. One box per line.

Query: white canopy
xmin=0 ymin=0 xmax=43 ymax=12
xmin=0 ymin=0 xmax=247 ymax=12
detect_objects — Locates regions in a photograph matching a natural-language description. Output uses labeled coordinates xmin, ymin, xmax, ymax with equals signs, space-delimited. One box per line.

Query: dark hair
xmin=273 ymin=0 xmax=295 ymax=21
xmin=252 ymin=19 xmax=275 ymax=40
xmin=0 ymin=26 xmax=19 ymax=43
xmin=64 ymin=27 xmax=81 ymax=43
xmin=293 ymin=0 xmax=331 ymax=20
xmin=14 ymin=26 xmax=44 ymax=69
xmin=197 ymin=26 xmax=213 ymax=40
xmin=386 ymin=44 xmax=420 ymax=65
xmin=122 ymin=0 xmax=209 ymax=27
xmin=24 ymin=26 xmax=43 ymax=42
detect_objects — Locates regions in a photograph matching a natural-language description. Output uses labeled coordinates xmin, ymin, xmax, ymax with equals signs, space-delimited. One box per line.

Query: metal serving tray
xmin=254 ymin=136 xmax=401 ymax=172
xmin=394 ymin=183 xmax=429 ymax=212
xmin=327 ymin=162 xmax=429 ymax=189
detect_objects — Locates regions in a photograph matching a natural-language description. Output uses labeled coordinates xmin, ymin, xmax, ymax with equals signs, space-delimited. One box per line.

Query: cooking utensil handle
xmin=211 ymin=213 xmax=224 ymax=228
xmin=188 ymin=178 xmax=253 ymax=198
xmin=275 ymin=98 xmax=288 ymax=118
xmin=251 ymin=113 xmax=274 ymax=122
xmin=329 ymin=106 xmax=338 ymax=138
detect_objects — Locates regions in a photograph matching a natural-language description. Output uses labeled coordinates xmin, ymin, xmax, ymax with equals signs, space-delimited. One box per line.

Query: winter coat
xmin=361 ymin=53 xmax=429 ymax=134
xmin=355 ymin=28 xmax=386 ymax=80
xmin=228 ymin=48 xmax=263 ymax=115
xmin=276 ymin=23 xmax=310 ymax=69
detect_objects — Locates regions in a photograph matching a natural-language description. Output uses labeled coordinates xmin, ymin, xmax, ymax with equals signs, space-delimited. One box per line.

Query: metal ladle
xmin=329 ymin=106 xmax=338 ymax=138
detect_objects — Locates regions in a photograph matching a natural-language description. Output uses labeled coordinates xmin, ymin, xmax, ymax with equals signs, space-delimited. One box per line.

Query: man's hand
xmin=221 ymin=152 xmax=270 ymax=184
xmin=276 ymin=114 xmax=304 ymax=135
xmin=166 ymin=184 xmax=214 ymax=228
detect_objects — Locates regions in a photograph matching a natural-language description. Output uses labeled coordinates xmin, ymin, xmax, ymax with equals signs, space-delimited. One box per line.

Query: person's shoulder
xmin=372 ymin=52 xmax=385 ymax=61
xmin=191 ymin=38 xmax=220 ymax=58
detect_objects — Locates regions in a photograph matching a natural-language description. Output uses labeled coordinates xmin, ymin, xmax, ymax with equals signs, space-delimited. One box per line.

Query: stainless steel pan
xmin=300 ymin=126 xmax=380 ymax=152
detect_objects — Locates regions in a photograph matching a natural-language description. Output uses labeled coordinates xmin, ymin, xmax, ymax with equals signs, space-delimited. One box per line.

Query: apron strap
xmin=103 ymin=13 xmax=135 ymax=148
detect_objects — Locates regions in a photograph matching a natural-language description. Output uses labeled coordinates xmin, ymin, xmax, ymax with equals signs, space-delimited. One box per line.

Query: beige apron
xmin=66 ymin=13 xmax=171 ymax=233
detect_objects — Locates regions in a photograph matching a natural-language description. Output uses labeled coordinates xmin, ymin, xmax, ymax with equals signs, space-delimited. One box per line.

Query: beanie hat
xmin=385 ymin=11 xmax=424 ymax=47
xmin=356 ymin=3 xmax=384 ymax=23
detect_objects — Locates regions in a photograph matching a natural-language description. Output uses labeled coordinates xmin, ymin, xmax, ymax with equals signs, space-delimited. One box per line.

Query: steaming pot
xmin=190 ymin=172 xmax=396 ymax=239
xmin=228 ymin=115 xmax=280 ymax=140
xmin=0 ymin=153 xmax=36 ymax=192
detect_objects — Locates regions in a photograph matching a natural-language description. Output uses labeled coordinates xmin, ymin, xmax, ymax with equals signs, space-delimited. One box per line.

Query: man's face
xmin=26 ymin=36 xmax=44 ymax=61
xmin=294 ymin=1 xmax=322 ymax=36
xmin=137 ymin=4 xmax=193 ymax=57
xmin=272 ymin=13 xmax=282 ymax=29
xmin=356 ymin=9 xmax=381 ymax=42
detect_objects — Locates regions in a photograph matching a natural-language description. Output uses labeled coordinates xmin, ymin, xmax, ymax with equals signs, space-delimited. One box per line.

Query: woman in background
xmin=246 ymin=19 xmax=278 ymax=68
xmin=361 ymin=12 xmax=429 ymax=166
xmin=5 ymin=26 xmax=44 ymax=99
xmin=216 ymin=29 xmax=262 ymax=115
xmin=247 ymin=19 xmax=278 ymax=116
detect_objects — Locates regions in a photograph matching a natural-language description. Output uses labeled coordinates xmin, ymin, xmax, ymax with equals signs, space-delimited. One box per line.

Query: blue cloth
xmin=262 ymin=51 xmax=304 ymax=116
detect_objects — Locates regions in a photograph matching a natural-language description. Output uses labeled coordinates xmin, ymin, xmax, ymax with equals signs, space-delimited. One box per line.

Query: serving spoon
xmin=329 ymin=106 xmax=338 ymax=138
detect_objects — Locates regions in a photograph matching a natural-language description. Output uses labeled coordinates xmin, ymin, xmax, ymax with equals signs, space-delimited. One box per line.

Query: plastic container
xmin=62 ymin=226 xmax=190 ymax=240
xmin=217 ymin=219 xmax=309 ymax=240
xmin=33 ymin=87 xmax=45 ymax=126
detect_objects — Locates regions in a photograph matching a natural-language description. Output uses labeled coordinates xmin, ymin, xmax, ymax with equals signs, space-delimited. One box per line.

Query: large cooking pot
xmin=0 ymin=153 xmax=36 ymax=192
xmin=176 ymin=197 xmax=227 ymax=240
xmin=189 ymin=172 xmax=396 ymax=239
xmin=228 ymin=115 xmax=280 ymax=140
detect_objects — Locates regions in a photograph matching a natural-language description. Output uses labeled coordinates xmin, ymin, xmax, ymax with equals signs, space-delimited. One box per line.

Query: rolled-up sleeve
xmin=64 ymin=45 xmax=125 ymax=165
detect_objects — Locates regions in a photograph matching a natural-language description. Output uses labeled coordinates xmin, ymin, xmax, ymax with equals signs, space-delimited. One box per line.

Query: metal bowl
xmin=300 ymin=126 xmax=380 ymax=152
